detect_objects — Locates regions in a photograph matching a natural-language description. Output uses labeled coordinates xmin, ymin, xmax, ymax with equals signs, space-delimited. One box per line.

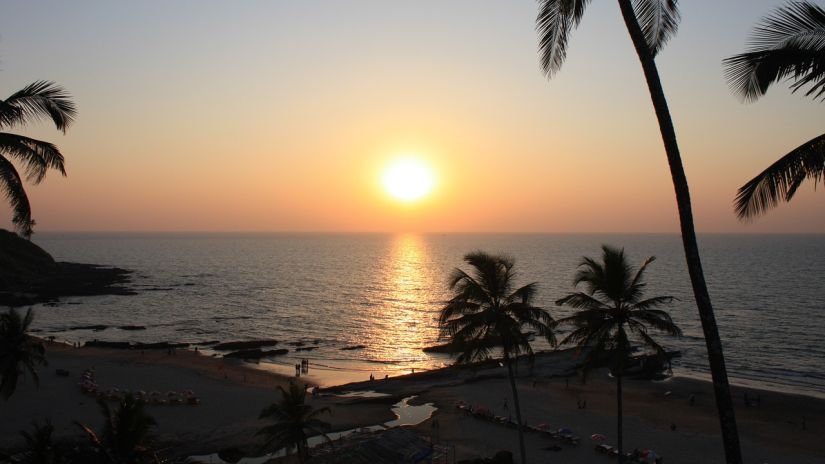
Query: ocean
xmin=27 ymin=233 xmax=825 ymax=395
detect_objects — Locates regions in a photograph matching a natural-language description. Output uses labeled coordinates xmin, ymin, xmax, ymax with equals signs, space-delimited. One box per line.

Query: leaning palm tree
xmin=438 ymin=251 xmax=555 ymax=464
xmin=537 ymin=2 xmax=742 ymax=462
xmin=257 ymin=382 xmax=331 ymax=464
xmin=556 ymin=245 xmax=681 ymax=464
xmin=0 ymin=81 xmax=76 ymax=238
xmin=75 ymin=395 xmax=159 ymax=464
xmin=0 ymin=308 xmax=47 ymax=400
xmin=724 ymin=1 xmax=825 ymax=219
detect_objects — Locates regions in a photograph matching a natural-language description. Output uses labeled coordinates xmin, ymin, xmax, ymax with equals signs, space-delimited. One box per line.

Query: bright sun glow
xmin=381 ymin=158 xmax=435 ymax=202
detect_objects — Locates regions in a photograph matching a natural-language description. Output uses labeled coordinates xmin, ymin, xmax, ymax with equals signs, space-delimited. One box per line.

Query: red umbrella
xmin=591 ymin=433 xmax=606 ymax=441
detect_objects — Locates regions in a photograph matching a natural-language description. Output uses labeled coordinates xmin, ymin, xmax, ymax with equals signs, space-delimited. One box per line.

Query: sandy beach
xmin=2 ymin=343 xmax=822 ymax=463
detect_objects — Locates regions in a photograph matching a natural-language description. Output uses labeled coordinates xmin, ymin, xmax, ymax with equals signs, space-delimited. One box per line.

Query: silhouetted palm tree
xmin=257 ymin=382 xmax=331 ymax=464
xmin=438 ymin=251 xmax=555 ymax=464
xmin=0 ymin=308 xmax=47 ymax=400
xmin=537 ymin=2 xmax=742 ymax=461
xmin=0 ymin=421 xmax=63 ymax=464
xmin=724 ymin=1 xmax=825 ymax=219
xmin=556 ymin=245 xmax=681 ymax=463
xmin=0 ymin=81 xmax=76 ymax=238
xmin=75 ymin=395 xmax=158 ymax=464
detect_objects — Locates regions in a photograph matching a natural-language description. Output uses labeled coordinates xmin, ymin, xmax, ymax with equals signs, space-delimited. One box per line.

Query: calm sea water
xmin=28 ymin=233 xmax=825 ymax=395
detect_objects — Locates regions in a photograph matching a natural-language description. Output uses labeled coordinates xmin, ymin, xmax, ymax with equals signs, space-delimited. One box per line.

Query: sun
xmin=381 ymin=158 xmax=435 ymax=202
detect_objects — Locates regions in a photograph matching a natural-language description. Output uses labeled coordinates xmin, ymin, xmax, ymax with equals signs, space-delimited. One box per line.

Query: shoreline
xmin=42 ymin=333 xmax=825 ymax=402
xmin=3 ymin=343 xmax=823 ymax=463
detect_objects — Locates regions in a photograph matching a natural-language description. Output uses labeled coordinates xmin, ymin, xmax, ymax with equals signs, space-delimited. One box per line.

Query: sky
xmin=0 ymin=0 xmax=823 ymax=233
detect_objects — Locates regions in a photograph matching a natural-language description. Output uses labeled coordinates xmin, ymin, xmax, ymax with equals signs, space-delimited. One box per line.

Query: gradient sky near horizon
xmin=1 ymin=0 xmax=823 ymax=233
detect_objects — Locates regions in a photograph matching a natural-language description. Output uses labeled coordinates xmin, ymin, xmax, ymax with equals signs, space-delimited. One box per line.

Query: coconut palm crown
xmin=0 ymin=81 xmax=76 ymax=238
xmin=555 ymin=245 xmax=682 ymax=371
xmin=439 ymin=251 xmax=555 ymax=363
xmin=0 ymin=308 xmax=47 ymax=400
xmin=438 ymin=251 xmax=555 ymax=464
xmin=256 ymin=382 xmax=331 ymax=464
xmin=724 ymin=1 xmax=825 ymax=219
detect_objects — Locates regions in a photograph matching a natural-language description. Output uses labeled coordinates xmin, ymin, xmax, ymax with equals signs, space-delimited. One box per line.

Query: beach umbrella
xmin=558 ymin=427 xmax=573 ymax=435
xmin=537 ymin=423 xmax=549 ymax=430
xmin=590 ymin=433 xmax=606 ymax=441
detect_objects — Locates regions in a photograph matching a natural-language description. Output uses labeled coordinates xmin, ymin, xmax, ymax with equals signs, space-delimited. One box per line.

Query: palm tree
xmin=724 ymin=1 xmax=825 ymax=219
xmin=438 ymin=251 xmax=555 ymax=464
xmin=75 ymin=395 xmax=159 ymax=464
xmin=0 ymin=80 xmax=76 ymax=238
xmin=536 ymin=2 xmax=743 ymax=462
xmin=0 ymin=421 xmax=64 ymax=464
xmin=556 ymin=245 xmax=681 ymax=463
xmin=0 ymin=308 xmax=47 ymax=400
xmin=257 ymin=382 xmax=331 ymax=464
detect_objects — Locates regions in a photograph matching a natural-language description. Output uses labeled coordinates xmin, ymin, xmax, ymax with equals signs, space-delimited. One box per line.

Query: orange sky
xmin=1 ymin=1 xmax=823 ymax=233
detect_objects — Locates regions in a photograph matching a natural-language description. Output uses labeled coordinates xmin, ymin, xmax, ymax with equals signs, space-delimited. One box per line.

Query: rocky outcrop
xmin=83 ymin=340 xmax=189 ymax=350
xmin=212 ymin=339 xmax=279 ymax=351
xmin=0 ymin=229 xmax=134 ymax=306
xmin=341 ymin=345 xmax=366 ymax=351
xmin=223 ymin=348 xmax=289 ymax=359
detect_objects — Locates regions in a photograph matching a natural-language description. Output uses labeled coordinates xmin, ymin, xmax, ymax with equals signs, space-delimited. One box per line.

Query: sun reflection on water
xmin=363 ymin=234 xmax=441 ymax=370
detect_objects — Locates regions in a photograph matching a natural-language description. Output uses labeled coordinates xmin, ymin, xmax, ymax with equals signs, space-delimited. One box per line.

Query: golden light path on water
xmin=363 ymin=234 xmax=441 ymax=370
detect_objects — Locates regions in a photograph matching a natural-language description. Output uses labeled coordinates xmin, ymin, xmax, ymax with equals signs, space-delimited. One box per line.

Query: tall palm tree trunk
xmin=617 ymin=373 xmax=624 ymax=464
xmin=616 ymin=1 xmax=742 ymax=463
xmin=504 ymin=352 xmax=527 ymax=464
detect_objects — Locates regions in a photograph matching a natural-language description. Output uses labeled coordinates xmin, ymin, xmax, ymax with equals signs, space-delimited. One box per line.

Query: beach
xmin=2 ymin=342 xmax=822 ymax=463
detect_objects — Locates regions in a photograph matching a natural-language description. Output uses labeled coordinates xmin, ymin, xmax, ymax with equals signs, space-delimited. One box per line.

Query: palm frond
xmin=734 ymin=132 xmax=825 ymax=219
xmin=3 ymin=81 xmax=77 ymax=132
xmin=448 ymin=268 xmax=492 ymax=307
xmin=628 ymin=322 xmax=668 ymax=356
xmin=631 ymin=309 xmax=682 ymax=336
xmin=0 ymin=100 xmax=22 ymax=128
xmin=0 ymin=157 xmax=33 ymax=236
xmin=464 ymin=251 xmax=513 ymax=300
xmin=630 ymin=296 xmax=676 ymax=312
xmin=537 ymin=0 xmax=592 ymax=77
xmin=632 ymin=0 xmax=680 ymax=56
xmin=438 ymin=299 xmax=480 ymax=325
xmin=625 ymin=256 xmax=655 ymax=302
xmin=508 ymin=282 xmax=538 ymax=304
xmin=0 ymin=132 xmax=67 ymax=183
xmin=555 ymin=292 xmax=609 ymax=311
xmin=724 ymin=1 xmax=825 ymax=101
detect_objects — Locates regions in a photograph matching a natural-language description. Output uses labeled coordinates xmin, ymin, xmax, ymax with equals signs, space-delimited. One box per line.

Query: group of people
xmin=295 ymin=358 xmax=310 ymax=376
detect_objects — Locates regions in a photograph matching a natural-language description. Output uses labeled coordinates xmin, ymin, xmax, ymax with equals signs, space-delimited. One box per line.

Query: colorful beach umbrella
xmin=590 ymin=433 xmax=606 ymax=441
